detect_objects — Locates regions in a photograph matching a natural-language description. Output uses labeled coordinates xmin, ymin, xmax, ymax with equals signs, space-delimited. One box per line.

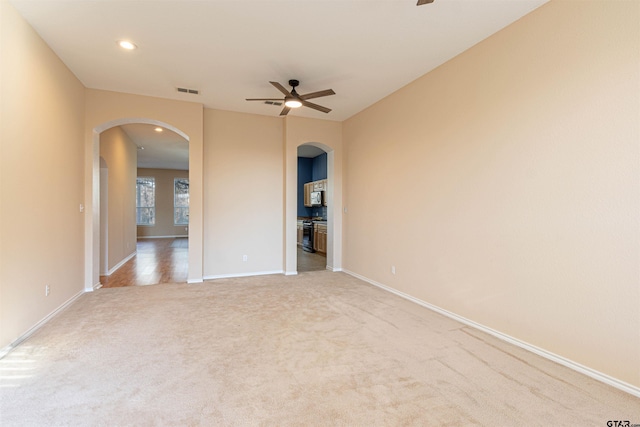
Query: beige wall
xmin=137 ymin=168 xmax=189 ymax=238
xmin=203 ymin=109 xmax=284 ymax=278
xmin=343 ymin=0 xmax=640 ymax=388
xmin=0 ymin=2 xmax=85 ymax=348
xmin=100 ymin=127 xmax=137 ymax=272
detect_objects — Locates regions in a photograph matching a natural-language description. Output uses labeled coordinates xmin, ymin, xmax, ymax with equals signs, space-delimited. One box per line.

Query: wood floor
xmin=100 ymin=238 xmax=188 ymax=288
xmin=100 ymin=238 xmax=326 ymax=287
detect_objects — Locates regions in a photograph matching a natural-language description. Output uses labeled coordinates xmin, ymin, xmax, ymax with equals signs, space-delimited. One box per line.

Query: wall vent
xmin=177 ymin=87 xmax=199 ymax=95
xmin=264 ymin=101 xmax=283 ymax=106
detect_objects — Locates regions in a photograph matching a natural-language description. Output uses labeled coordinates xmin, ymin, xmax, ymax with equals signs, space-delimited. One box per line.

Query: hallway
xmin=100 ymin=238 xmax=188 ymax=287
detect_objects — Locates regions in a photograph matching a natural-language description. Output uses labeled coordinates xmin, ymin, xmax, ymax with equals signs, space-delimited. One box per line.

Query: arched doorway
xmin=84 ymin=91 xmax=204 ymax=291
xmin=297 ymin=143 xmax=329 ymax=272
xmin=97 ymin=122 xmax=190 ymax=287
xmin=283 ymin=117 xmax=343 ymax=276
xmin=284 ymin=126 xmax=343 ymax=275
xmin=86 ymin=118 xmax=193 ymax=290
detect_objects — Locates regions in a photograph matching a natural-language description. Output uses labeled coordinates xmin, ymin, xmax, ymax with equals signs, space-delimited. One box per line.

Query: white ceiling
xmin=10 ymin=0 xmax=548 ymax=166
xmin=297 ymin=145 xmax=326 ymax=159
xmin=121 ymin=124 xmax=189 ymax=170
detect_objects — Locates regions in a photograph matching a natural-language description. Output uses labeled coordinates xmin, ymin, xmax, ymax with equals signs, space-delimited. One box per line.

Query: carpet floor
xmin=1 ymin=271 xmax=638 ymax=426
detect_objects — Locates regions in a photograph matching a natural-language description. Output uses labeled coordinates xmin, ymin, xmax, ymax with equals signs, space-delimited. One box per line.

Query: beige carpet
xmin=1 ymin=271 xmax=638 ymax=426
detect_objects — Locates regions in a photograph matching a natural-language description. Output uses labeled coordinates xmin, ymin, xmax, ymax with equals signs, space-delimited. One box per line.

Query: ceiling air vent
xmin=264 ymin=101 xmax=283 ymax=106
xmin=177 ymin=87 xmax=199 ymax=95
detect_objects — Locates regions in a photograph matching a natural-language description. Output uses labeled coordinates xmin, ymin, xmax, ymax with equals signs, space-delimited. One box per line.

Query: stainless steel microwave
xmin=311 ymin=191 xmax=323 ymax=206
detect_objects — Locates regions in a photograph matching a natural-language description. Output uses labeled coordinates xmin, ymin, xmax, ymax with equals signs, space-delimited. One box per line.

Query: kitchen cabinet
xmin=314 ymin=223 xmax=327 ymax=254
xmin=303 ymin=182 xmax=313 ymax=207
xmin=322 ymin=179 xmax=328 ymax=207
xmin=305 ymin=179 xmax=328 ymax=207
xmin=297 ymin=220 xmax=303 ymax=246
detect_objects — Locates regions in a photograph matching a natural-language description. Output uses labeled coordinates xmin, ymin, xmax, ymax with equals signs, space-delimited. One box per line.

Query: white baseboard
xmin=285 ymin=271 xmax=298 ymax=276
xmin=93 ymin=282 xmax=102 ymax=290
xmin=106 ymin=251 xmax=136 ymax=276
xmin=342 ymin=269 xmax=640 ymax=399
xmin=203 ymin=270 xmax=284 ymax=281
xmin=0 ymin=289 xmax=85 ymax=359
xmin=187 ymin=278 xmax=204 ymax=284
xmin=137 ymin=235 xmax=188 ymax=239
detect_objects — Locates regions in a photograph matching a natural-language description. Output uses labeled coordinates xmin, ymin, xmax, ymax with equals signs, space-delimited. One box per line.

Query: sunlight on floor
xmin=0 ymin=347 xmax=38 ymax=388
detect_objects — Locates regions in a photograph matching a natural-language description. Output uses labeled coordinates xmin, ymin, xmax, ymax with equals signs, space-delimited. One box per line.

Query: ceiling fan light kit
xmin=246 ymin=79 xmax=335 ymax=116
xmin=284 ymin=98 xmax=302 ymax=109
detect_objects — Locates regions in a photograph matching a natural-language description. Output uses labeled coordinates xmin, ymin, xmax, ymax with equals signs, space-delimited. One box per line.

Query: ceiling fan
xmin=246 ymin=80 xmax=335 ymax=116
xmin=417 ymin=0 xmax=435 ymax=5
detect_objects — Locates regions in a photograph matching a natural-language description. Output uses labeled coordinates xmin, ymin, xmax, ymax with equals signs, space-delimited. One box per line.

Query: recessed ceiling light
xmin=154 ymin=127 xmax=163 ymax=132
xmin=118 ymin=40 xmax=137 ymax=50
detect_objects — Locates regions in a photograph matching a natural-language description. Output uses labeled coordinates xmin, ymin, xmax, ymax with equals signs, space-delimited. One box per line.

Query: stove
xmin=302 ymin=220 xmax=315 ymax=253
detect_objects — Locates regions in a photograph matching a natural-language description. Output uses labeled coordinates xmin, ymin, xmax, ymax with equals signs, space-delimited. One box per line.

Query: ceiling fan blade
xmin=280 ymin=106 xmax=291 ymax=116
xmin=270 ymin=81 xmax=291 ymax=96
xmin=299 ymin=89 xmax=336 ymax=100
xmin=417 ymin=0 xmax=434 ymax=5
xmin=246 ymin=98 xmax=285 ymax=101
xmin=301 ymin=100 xmax=331 ymax=114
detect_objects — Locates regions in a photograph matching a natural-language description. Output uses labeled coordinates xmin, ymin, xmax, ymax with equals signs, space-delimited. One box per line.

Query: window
xmin=136 ymin=177 xmax=155 ymax=225
xmin=174 ymin=178 xmax=189 ymax=225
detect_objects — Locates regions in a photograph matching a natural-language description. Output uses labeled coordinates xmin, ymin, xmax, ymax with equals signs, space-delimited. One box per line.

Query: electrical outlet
xmin=45 ymin=285 xmax=50 ymax=296
xmin=243 ymin=255 xmax=248 ymax=262
xmin=391 ymin=266 xmax=396 ymax=275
